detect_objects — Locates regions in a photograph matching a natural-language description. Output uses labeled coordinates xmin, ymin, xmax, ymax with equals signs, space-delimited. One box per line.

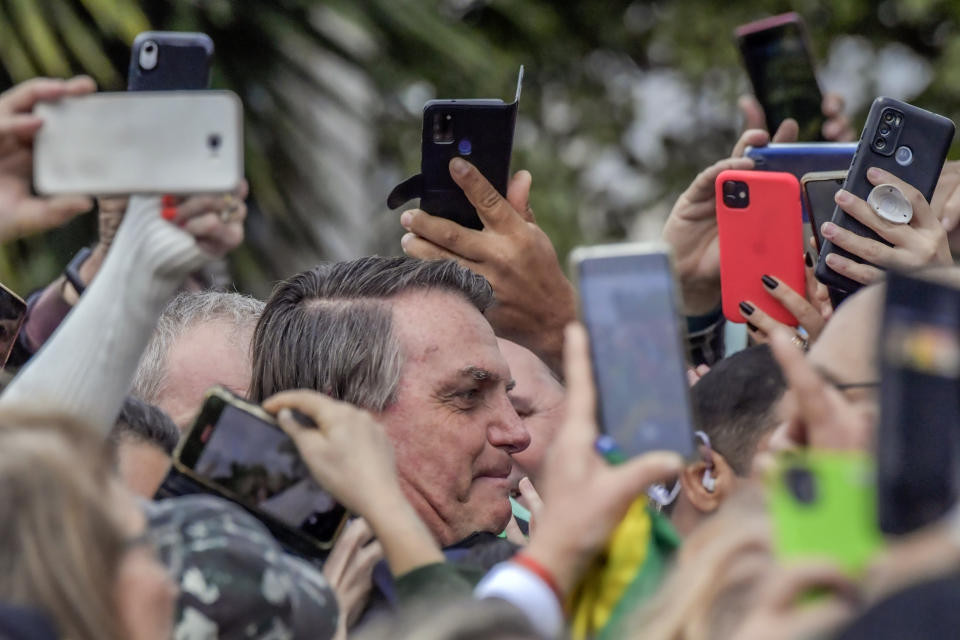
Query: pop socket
xmin=867 ymin=184 xmax=913 ymax=224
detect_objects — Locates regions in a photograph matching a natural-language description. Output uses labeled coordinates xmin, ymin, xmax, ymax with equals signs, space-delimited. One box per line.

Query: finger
xmin=821 ymin=92 xmax=846 ymax=118
xmin=761 ymin=275 xmax=825 ymax=337
xmin=507 ymin=170 xmax=534 ymax=223
xmin=731 ymin=128 xmax=771 ymax=158
xmin=264 ymin=389 xmax=340 ymax=429
xmin=821 ymin=216 xmax=900 ymax=267
xmin=695 ymin=364 xmax=710 ymax=376
xmin=62 ymin=75 xmax=97 ymax=96
xmin=822 ymin=252 xmax=885 ymax=286
xmin=517 ymin=476 xmax=544 ymax=518
xmin=738 ymin=94 xmax=767 ymax=132
xmin=350 ymin=517 xmax=375 ymax=548
xmin=769 ymin=329 xmax=836 ymax=430
xmin=0 ymin=113 xmax=43 ymax=142
xmin=236 ymin=178 xmax=250 ymax=200
xmin=355 ymin=539 xmax=384 ymax=570
xmin=0 ymin=78 xmax=68 ymax=114
xmin=400 ymin=208 xmax=485 ymax=260
xmin=7 ymin=195 xmax=93 ymax=240
xmin=172 ymin=194 xmax=230 ymax=224
xmin=774 ymin=598 xmax=855 ymax=639
xmin=449 ymin=157 xmax=521 ymax=231
xmin=324 ymin=519 xmax=365 ymax=584
xmin=738 ymin=300 xmax=788 ymax=335
xmin=761 ymin=561 xmax=858 ymax=609
xmin=503 ymin=516 xmax=527 ymax=546
xmin=865 ymin=167 xmax=937 ymax=229
xmin=686 ymin=368 xmax=700 ymax=386
xmin=686 ymin=156 xmax=754 ymax=202
xmin=823 ymin=116 xmax=853 ymax=142
xmin=400 ymin=233 xmax=483 ymax=272
xmin=938 ymin=185 xmax=960 ymax=233
xmin=616 ymin=451 xmax=685 ymax=497
xmin=561 ymin=323 xmax=598 ymax=448
xmin=772 ymin=118 xmax=800 ymax=143
xmin=180 ymin=211 xmax=223 ymax=239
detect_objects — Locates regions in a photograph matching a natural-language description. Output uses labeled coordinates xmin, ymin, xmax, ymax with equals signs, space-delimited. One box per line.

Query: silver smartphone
xmin=33 ymin=91 xmax=242 ymax=195
xmin=569 ymin=242 xmax=695 ymax=460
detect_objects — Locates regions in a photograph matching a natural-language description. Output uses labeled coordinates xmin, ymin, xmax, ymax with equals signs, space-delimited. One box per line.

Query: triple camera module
xmin=872 ymin=108 xmax=905 ymax=158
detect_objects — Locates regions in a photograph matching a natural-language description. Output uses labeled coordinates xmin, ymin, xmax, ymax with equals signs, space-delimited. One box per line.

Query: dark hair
xmin=249 ymin=256 xmax=494 ymax=408
xmin=109 ymin=396 xmax=180 ymax=455
xmin=691 ymin=345 xmax=786 ymax=475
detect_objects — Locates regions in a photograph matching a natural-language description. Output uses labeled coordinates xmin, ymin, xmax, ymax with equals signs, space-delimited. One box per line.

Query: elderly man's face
xmin=498 ymin=338 xmax=566 ymax=489
xmin=377 ymin=290 xmax=531 ymax=546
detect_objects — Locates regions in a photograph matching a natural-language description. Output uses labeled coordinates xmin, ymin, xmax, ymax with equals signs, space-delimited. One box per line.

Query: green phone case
xmin=768 ymin=451 xmax=884 ymax=574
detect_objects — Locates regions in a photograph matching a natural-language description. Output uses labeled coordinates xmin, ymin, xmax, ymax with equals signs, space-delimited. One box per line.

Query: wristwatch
xmin=64 ymin=247 xmax=93 ymax=297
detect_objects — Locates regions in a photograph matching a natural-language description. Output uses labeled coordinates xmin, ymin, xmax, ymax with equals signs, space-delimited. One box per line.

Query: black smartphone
xmin=127 ymin=31 xmax=214 ymax=91
xmin=387 ymin=68 xmax=523 ymax=230
xmin=569 ymin=243 xmax=695 ymax=461
xmin=0 ymin=284 xmax=25 ymax=369
xmin=877 ymin=271 xmax=960 ymax=535
xmin=169 ymin=387 xmax=348 ymax=555
xmin=802 ymin=170 xmax=847 ymax=253
xmin=736 ymin=12 xmax=824 ymax=141
xmin=816 ymin=98 xmax=955 ymax=295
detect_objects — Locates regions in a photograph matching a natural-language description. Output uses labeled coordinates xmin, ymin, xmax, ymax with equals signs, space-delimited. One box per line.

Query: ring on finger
xmin=791 ymin=333 xmax=809 ymax=352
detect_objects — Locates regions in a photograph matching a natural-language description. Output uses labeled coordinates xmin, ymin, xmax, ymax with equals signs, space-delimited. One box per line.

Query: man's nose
xmin=488 ymin=393 xmax=531 ymax=454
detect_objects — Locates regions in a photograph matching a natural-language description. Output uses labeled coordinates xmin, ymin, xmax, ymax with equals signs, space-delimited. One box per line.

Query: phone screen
xmin=577 ymin=250 xmax=694 ymax=459
xmin=878 ymin=273 xmax=960 ymax=535
xmin=0 ymin=285 xmax=26 ymax=368
xmin=739 ymin=19 xmax=824 ymax=141
xmin=188 ymin=403 xmax=346 ymax=544
xmin=803 ymin=175 xmax=845 ymax=252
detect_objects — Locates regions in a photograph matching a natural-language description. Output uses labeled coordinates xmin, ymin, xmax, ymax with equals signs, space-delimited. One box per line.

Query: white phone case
xmin=34 ymin=91 xmax=243 ymax=195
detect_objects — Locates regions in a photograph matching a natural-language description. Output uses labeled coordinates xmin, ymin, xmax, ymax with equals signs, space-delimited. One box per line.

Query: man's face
xmin=377 ymin=291 xmax=531 ymax=546
xmin=498 ymin=338 xmax=566 ymax=489
xmin=159 ymin=319 xmax=254 ymax=428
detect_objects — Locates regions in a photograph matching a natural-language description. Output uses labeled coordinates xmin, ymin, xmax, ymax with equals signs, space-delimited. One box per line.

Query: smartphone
xmin=0 ymin=284 xmax=26 ymax=369
xmin=736 ymin=12 xmax=824 ymax=141
xmin=33 ymin=91 xmax=243 ymax=195
xmin=172 ymin=387 xmax=348 ymax=553
xmin=802 ymin=170 xmax=847 ymax=253
xmin=877 ymin=271 xmax=960 ymax=536
xmin=569 ymin=243 xmax=695 ymax=460
xmin=816 ymin=98 xmax=955 ymax=294
xmin=387 ymin=68 xmax=523 ymax=230
xmin=127 ymin=31 xmax=214 ymax=91
xmin=769 ymin=451 xmax=883 ymax=574
xmin=715 ymin=170 xmax=805 ymax=326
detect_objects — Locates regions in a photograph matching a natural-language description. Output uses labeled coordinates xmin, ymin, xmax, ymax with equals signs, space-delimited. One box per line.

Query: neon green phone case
xmin=768 ymin=451 xmax=884 ymax=574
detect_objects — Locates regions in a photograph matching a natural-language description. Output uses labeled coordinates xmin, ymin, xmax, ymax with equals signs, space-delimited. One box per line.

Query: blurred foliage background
xmin=0 ymin=0 xmax=956 ymax=297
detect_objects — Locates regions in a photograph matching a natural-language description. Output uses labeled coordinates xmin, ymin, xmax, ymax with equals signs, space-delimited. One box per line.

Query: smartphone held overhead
xmin=33 ymin=91 xmax=243 ymax=196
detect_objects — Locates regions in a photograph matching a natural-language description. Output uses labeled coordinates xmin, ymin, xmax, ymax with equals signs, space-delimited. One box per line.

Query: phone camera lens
xmin=786 ymin=466 xmax=817 ymax=504
xmin=207 ymin=134 xmax=222 ymax=151
xmin=883 ymin=112 xmax=895 ymax=124
xmin=874 ymin=137 xmax=887 ymax=150
xmin=879 ymin=124 xmax=891 ymax=136
xmin=145 ymin=44 xmax=155 ymax=53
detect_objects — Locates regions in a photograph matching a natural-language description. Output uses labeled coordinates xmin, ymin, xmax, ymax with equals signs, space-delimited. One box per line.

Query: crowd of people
xmin=0 ymin=25 xmax=958 ymax=640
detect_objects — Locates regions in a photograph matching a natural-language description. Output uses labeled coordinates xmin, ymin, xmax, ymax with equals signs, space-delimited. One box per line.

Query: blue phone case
xmin=747 ymin=143 xmax=857 ymax=222
xmin=127 ymin=32 xmax=213 ymax=91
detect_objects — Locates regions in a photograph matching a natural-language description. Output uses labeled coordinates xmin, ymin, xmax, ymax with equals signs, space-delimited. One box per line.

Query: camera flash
xmin=895 ymin=146 xmax=913 ymax=167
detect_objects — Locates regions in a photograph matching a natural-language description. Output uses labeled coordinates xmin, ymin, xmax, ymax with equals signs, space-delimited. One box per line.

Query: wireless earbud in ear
xmin=702 ymin=468 xmax=716 ymax=493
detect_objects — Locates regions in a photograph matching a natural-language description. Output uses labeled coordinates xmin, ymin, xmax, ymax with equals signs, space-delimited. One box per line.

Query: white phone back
xmin=34 ymin=91 xmax=243 ymax=195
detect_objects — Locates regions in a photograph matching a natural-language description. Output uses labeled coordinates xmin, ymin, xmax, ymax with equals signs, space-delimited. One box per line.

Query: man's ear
xmin=678 ymin=452 xmax=738 ymax=514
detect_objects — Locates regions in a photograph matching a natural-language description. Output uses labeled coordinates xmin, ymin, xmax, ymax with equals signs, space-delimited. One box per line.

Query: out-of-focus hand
xmin=767 ymin=329 xmax=874 ymax=452
xmin=665 ymin=124 xmax=798 ymax=316
xmin=0 ymin=76 xmax=96 ymax=243
xmin=400 ymin=159 xmax=575 ymax=373
xmin=323 ymin=518 xmax=383 ymax=637
xmin=523 ymin=324 xmax=683 ymax=595
xmin=930 ymin=160 xmax=960 ymax=256
xmin=731 ymin=562 xmax=859 ymax=640
xmin=740 ymin=255 xmax=832 ymax=344
xmin=264 ymin=390 xmax=400 ymax=520
xmin=168 ymin=180 xmax=248 ymax=259
xmin=686 ymin=364 xmax=711 ymax=387
xmin=821 ymin=168 xmax=952 ymax=285
xmin=738 ymin=92 xmax=855 ymax=141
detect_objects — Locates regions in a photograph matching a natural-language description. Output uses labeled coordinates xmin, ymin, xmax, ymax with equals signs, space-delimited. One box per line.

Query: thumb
xmin=616 ymin=451 xmax=685 ymax=497
xmin=738 ymin=94 xmax=767 ymax=132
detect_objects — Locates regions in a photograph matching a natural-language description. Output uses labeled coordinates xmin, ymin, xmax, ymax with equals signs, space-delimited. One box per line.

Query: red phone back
xmin=715 ymin=170 xmax=805 ymax=327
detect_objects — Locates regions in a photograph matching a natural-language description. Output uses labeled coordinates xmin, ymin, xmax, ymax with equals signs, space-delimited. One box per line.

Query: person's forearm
xmin=366 ymin=496 xmax=444 ymax=577
xmin=0 ymin=196 xmax=208 ymax=432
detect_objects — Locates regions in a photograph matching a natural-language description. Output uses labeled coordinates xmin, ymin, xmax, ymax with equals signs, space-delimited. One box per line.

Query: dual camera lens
xmin=432 ymin=113 xmax=472 ymax=156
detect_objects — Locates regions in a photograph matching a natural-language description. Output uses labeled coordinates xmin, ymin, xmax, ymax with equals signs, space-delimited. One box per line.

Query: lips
xmin=474 ymin=462 xmax=512 ymax=481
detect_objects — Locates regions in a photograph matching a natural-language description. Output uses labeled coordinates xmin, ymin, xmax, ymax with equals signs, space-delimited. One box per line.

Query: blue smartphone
xmin=127 ymin=32 xmax=214 ymax=91
xmin=747 ymin=143 xmax=856 ymax=222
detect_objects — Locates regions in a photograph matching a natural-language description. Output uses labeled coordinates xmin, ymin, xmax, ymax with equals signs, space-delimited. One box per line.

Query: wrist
xmin=523 ymin=533 xmax=586 ymax=597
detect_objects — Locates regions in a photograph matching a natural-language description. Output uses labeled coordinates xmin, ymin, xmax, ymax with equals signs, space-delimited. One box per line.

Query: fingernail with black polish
xmin=805 ymin=252 xmax=814 ymax=268
xmin=761 ymin=274 xmax=778 ymax=289
xmin=739 ymin=301 xmax=755 ymax=315
xmin=747 ymin=322 xmax=759 ymax=332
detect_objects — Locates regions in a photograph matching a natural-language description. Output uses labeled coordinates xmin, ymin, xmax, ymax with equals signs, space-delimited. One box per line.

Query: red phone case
xmin=715 ymin=170 xmax=805 ymax=327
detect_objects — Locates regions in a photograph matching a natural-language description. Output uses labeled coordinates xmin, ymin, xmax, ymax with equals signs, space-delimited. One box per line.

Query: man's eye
xmin=457 ymin=388 xmax=481 ymax=402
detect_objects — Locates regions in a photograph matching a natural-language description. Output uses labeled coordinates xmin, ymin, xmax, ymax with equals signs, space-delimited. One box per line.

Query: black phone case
xmin=127 ymin=31 xmax=214 ymax=91
xmin=387 ymin=68 xmax=523 ymax=230
xmin=816 ymin=98 xmax=955 ymax=294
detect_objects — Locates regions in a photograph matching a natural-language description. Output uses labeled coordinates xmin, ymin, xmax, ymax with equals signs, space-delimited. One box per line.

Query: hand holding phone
xmin=0 ymin=284 xmax=26 ymax=369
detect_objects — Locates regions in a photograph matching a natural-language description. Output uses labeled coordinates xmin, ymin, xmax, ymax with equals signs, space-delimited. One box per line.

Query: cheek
xmin=115 ymin=555 xmax=177 ymax=640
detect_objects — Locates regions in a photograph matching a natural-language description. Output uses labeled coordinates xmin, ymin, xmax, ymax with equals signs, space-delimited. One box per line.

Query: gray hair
xmin=249 ymin=256 xmax=494 ymax=410
xmin=132 ymin=291 xmax=264 ymax=405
